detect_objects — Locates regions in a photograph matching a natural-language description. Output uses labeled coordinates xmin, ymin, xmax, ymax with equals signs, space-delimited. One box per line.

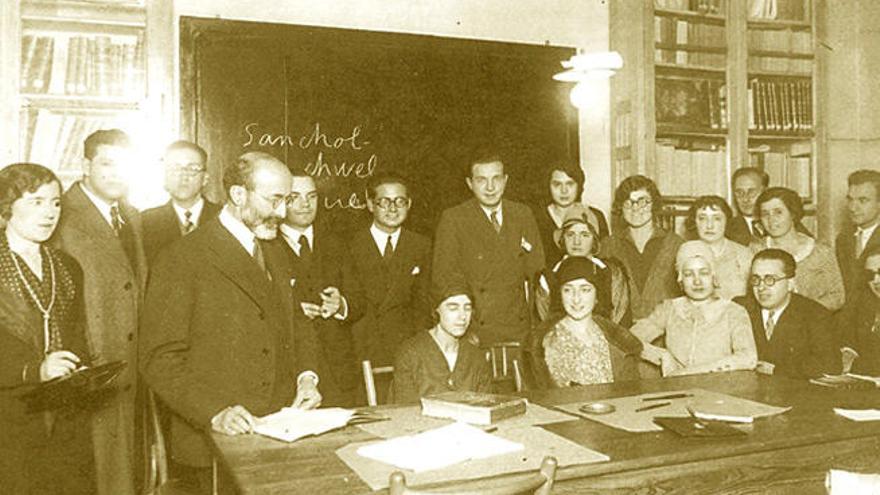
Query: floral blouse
xmin=543 ymin=319 xmax=614 ymax=387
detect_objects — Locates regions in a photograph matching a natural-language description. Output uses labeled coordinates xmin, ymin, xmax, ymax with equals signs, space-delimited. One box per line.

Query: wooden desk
xmin=211 ymin=372 xmax=880 ymax=494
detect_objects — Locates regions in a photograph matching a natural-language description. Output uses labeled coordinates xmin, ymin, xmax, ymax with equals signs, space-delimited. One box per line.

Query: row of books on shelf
xmin=748 ymin=78 xmax=812 ymax=132
xmin=654 ymin=17 xmax=725 ymax=68
xmin=20 ymin=109 xmax=116 ymax=172
xmin=655 ymin=0 xmax=725 ymax=13
xmin=20 ymin=34 xmax=145 ymax=97
xmin=655 ymin=143 xmax=727 ymax=197
xmin=656 ymin=77 xmax=728 ymax=129
xmin=749 ymin=28 xmax=811 ymax=54
xmin=748 ymin=55 xmax=812 ymax=75
xmin=750 ymin=149 xmax=812 ymax=197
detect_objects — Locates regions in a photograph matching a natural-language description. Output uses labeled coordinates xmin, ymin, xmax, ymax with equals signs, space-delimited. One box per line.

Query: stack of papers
xmin=356 ymin=422 xmax=524 ymax=472
xmin=255 ymin=407 xmax=356 ymax=442
xmin=834 ymin=408 xmax=880 ymax=422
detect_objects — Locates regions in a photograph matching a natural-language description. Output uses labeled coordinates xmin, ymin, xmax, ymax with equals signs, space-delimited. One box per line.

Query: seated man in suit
xmin=727 ymin=167 xmax=768 ymax=246
xmin=142 ymin=140 xmax=221 ymax=265
xmin=840 ymin=245 xmax=880 ymax=375
xmin=835 ymin=169 xmax=880 ymax=302
xmin=140 ymin=152 xmax=321 ymax=494
xmin=276 ymin=172 xmax=359 ymax=406
xmin=734 ymin=248 xmax=836 ymax=379
xmin=348 ymin=173 xmax=431 ymax=377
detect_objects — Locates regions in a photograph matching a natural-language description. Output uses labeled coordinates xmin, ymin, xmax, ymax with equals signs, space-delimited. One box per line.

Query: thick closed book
xmin=420 ymin=391 xmax=527 ymax=425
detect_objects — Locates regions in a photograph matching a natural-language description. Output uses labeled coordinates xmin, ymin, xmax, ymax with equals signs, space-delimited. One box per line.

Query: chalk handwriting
xmin=299 ymin=122 xmax=367 ymax=150
xmin=242 ymin=123 xmax=297 ymax=147
xmin=324 ymin=189 xmax=368 ymax=210
xmin=304 ymin=151 xmax=377 ymax=179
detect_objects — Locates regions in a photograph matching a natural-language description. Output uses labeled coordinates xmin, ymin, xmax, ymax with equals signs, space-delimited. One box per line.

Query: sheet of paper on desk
xmin=254 ymin=407 xmax=354 ymax=442
xmin=356 ymin=422 xmax=524 ymax=472
xmin=834 ymin=408 xmax=880 ymax=421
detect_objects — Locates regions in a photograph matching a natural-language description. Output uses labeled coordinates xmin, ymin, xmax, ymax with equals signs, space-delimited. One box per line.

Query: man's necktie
xmin=490 ymin=211 xmax=501 ymax=234
xmin=183 ymin=210 xmax=195 ymax=234
xmin=856 ymin=229 xmax=865 ymax=258
xmin=298 ymin=234 xmax=311 ymax=260
xmin=383 ymin=235 xmax=393 ymax=259
xmin=765 ymin=310 xmax=776 ymax=341
xmin=252 ymin=241 xmax=270 ymax=280
xmin=110 ymin=205 xmax=122 ymax=236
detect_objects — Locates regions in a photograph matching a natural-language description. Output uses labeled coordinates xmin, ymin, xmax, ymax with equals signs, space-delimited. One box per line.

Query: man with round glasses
xmin=142 ymin=140 xmax=221 ymax=266
xmin=733 ymin=248 xmax=835 ymax=379
xmin=347 ymin=173 xmax=431 ymax=400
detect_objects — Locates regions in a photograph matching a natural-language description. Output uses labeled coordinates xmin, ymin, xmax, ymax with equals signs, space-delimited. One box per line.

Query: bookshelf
xmin=611 ymin=0 xmax=822 ymax=235
xmin=0 ymin=0 xmax=172 ymax=189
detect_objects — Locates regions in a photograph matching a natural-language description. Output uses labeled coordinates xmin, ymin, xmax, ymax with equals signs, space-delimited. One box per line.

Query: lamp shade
xmin=553 ymin=51 xmax=623 ymax=81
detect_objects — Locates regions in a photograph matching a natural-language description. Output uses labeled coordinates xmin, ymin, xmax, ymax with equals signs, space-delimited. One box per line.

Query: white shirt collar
xmin=171 ymin=197 xmax=205 ymax=227
xmin=279 ymin=223 xmax=314 ymax=256
xmin=218 ymin=206 xmax=256 ymax=256
xmin=369 ymin=223 xmax=401 ymax=255
xmin=479 ymin=202 xmax=503 ymax=226
xmin=79 ymin=182 xmax=119 ymax=228
xmin=761 ymin=297 xmax=791 ymax=327
xmin=857 ymin=222 xmax=879 ymax=243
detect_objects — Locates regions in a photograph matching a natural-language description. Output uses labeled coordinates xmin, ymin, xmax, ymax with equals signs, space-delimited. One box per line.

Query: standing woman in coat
xmin=0 ymin=163 xmax=95 ymax=494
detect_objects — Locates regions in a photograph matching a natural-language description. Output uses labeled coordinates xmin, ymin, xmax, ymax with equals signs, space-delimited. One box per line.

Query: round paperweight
xmin=579 ymin=402 xmax=616 ymax=415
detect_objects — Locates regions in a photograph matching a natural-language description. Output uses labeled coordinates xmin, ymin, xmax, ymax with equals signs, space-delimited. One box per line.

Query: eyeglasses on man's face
xmin=749 ymin=274 xmax=791 ymax=287
xmin=250 ymin=190 xmax=291 ymax=210
xmin=623 ymin=197 xmax=652 ymax=210
xmin=168 ymin=163 xmax=206 ymax=176
xmin=374 ymin=197 xmax=410 ymax=210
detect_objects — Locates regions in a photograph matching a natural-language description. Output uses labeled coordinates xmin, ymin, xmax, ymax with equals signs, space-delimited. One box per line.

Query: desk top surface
xmin=210 ymin=372 xmax=880 ymax=494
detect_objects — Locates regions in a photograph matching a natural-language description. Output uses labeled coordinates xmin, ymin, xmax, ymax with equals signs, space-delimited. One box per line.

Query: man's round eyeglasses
xmin=168 ymin=164 xmax=206 ymax=176
xmin=749 ymin=274 xmax=791 ymax=287
xmin=623 ymin=198 xmax=652 ymax=210
xmin=375 ymin=197 xmax=410 ymax=209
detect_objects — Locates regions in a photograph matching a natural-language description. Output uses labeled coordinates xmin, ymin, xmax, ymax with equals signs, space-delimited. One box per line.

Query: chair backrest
xmin=484 ymin=342 xmax=524 ymax=393
xmin=144 ymin=389 xmax=169 ymax=492
xmin=388 ymin=456 xmax=557 ymax=495
xmin=362 ymin=360 xmax=395 ymax=407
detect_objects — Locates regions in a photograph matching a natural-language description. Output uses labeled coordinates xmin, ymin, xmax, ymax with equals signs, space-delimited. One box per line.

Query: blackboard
xmin=180 ymin=17 xmax=578 ymax=236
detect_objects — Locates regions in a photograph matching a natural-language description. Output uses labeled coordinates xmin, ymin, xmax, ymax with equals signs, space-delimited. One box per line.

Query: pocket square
xmin=521 ymin=237 xmax=532 ymax=253
xmin=411 ymin=266 xmax=420 ymax=276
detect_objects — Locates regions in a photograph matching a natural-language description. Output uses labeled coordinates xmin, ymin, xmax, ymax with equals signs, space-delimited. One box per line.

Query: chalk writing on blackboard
xmin=243 ymin=122 xmax=376 ymax=210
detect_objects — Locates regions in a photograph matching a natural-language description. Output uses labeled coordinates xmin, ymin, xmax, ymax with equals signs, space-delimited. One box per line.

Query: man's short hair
xmin=165 ymin=140 xmax=207 ymax=165
xmin=848 ymin=169 xmax=880 ymax=197
xmin=223 ymin=151 xmax=280 ymax=195
xmin=466 ymin=151 xmax=505 ymax=178
xmin=547 ymin=163 xmax=585 ymax=199
xmin=84 ymin=129 xmax=131 ymax=160
xmin=732 ymin=167 xmax=769 ymax=188
xmin=367 ymin=172 xmax=409 ymax=199
xmin=0 ymin=163 xmax=61 ymax=221
xmin=752 ymin=248 xmax=797 ymax=278
xmin=686 ymin=195 xmax=733 ymax=234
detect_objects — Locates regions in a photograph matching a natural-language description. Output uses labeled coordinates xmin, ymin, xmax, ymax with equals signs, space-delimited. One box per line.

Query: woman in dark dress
xmin=0 ymin=163 xmax=95 ymax=494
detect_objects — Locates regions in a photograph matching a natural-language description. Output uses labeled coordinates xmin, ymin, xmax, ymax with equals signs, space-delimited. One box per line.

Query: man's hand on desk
xmin=292 ymin=374 xmax=322 ymax=410
xmin=211 ymin=405 xmax=256 ymax=436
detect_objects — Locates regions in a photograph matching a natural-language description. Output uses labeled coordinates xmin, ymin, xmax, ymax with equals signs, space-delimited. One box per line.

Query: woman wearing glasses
xmin=631 ymin=241 xmax=756 ymax=377
xmin=840 ymin=244 xmax=880 ymax=375
xmin=0 ymin=163 xmax=95 ymax=493
xmin=752 ymin=187 xmax=844 ymax=310
xmin=600 ymin=175 xmax=683 ymax=320
xmin=686 ymin=196 xmax=752 ymax=299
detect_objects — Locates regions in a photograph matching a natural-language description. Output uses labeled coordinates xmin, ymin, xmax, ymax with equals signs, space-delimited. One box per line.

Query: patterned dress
xmin=543 ymin=319 xmax=614 ymax=387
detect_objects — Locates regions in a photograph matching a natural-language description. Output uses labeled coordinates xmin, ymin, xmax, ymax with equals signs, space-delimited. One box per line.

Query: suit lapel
xmin=203 ymin=220 xmax=273 ymax=314
xmin=0 ymin=282 xmax=43 ymax=352
xmin=161 ymin=202 xmax=184 ymax=238
xmin=64 ymin=184 xmax=134 ymax=276
xmin=863 ymin=227 xmax=880 ymax=260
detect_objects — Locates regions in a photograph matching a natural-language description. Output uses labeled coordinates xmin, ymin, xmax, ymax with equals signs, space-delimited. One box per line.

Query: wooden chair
xmin=362 ymin=360 xmax=394 ymax=407
xmin=388 ymin=456 xmax=558 ymax=495
xmin=484 ymin=342 xmax=524 ymax=393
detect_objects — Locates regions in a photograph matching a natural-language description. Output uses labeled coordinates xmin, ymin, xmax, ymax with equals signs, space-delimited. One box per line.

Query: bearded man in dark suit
xmin=140 ymin=152 xmax=321 ymax=493
xmin=432 ymin=153 xmax=544 ymax=346
xmin=142 ymin=140 xmax=221 ymax=266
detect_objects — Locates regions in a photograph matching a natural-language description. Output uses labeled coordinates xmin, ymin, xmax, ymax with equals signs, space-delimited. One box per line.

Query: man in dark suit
xmin=142 ymin=140 xmax=221 ymax=265
xmin=140 ymin=152 xmax=321 ymax=493
xmin=727 ymin=167 xmax=768 ymax=246
xmin=835 ymin=169 xmax=880 ymax=302
xmin=52 ymin=129 xmax=148 ymax=495
xmin=433 ymin=153 xmax=544 ymax=346
xmin=348 ymin=173 xmax=432 ymax=373
xmin=734 ymin=248 xmax=836 ymax=379
xmin=276 ymin=172 xmax=359 ymax=407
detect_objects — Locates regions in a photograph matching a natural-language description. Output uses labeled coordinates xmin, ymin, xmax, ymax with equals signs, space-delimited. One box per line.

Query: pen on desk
xmin=642 ymin=393 xmax=693 ymax=402
xmin=481 ymin=426 xmax=499 ymax=433
xmin=634 ymin=401 xmax=671 ymax=413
